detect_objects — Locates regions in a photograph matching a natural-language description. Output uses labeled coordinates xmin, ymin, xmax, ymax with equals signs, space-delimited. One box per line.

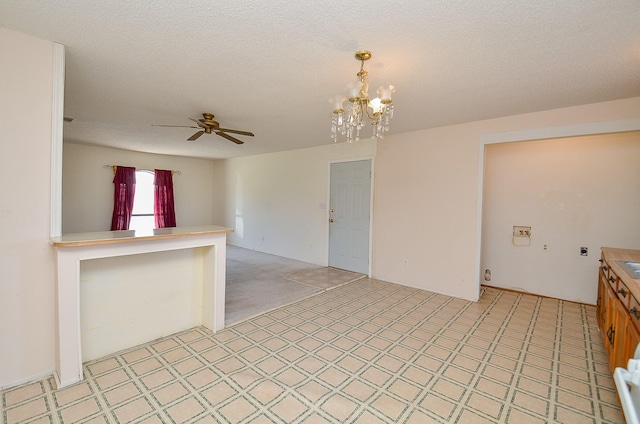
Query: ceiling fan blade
xmin=216 ymin=131 xmax=244 ymax=144
xmin=189 ymin=118 xmax=208 ymax=129
xmin=187 ymin=131 xmax=205 ymax=141
xmin=152 ymin=124 xmax=200 ymax=129
xmin=218 ymin=128 xmax=255 ymax=137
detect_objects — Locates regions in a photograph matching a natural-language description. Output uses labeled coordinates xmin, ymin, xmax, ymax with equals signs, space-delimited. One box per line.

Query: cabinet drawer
xmin=606 ymin=270 xmax=617 ymax=290
xmin=616 ymin=278 xmax=631 ymax=308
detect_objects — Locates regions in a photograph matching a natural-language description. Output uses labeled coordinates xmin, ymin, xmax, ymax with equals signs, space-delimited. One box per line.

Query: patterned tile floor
xmin=2 ymin=280 xmax=623 ymax=423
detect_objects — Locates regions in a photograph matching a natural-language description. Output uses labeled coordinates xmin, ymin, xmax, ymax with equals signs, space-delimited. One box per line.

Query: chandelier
xmin=330 ymin=50 xmax=395 ymax=143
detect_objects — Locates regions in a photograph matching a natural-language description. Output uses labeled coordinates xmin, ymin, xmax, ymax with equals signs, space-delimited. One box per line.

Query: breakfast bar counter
xmin=51 ymin=225 xmax=233 ymax=388
xmin=51 ymin=224 xmax=233 ymax=247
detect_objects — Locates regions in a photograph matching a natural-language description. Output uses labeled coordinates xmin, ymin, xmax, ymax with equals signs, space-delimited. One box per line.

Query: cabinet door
xmin=621 ymin=317 xmax=640 ymax=369
xmin=612 ymin=299 xmax=630 ymax=371
xmin=603 ymin=282 xmax=618 ymax=370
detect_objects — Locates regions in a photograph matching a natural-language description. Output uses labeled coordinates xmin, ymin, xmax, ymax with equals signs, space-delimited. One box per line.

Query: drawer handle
xmin=604 ymin=265 xmax=608 ymax=272
xmin=609 ymin=276 xmax=615 ymax=284
xmin=607 ymin=326 xmax=616 ymax=346
xmin=631 ymin=307 xmax=640 ymax=319
xmin=618 ymin=288 xmax=628 ymax=298
xmin=611 ymin=327 xmax=616 ymax=346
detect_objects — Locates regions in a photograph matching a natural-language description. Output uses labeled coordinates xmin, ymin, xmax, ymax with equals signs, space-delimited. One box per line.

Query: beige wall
xmin=80 ymin=249 xmax=203 ymax=361
xmin=219 ymin=141 xmax=376 ymax=265
xmin=482 ymin=132 xmax=640 ymax=303
xmin=373 ymin=124 xmax=482 ymax=299
xmin=0 ymin=28 xmax=56 ymax=388
xmin=372 ymin=98 xmax=640 ymax=301
xmin=62 ymin=143 xmax=217 ymax=233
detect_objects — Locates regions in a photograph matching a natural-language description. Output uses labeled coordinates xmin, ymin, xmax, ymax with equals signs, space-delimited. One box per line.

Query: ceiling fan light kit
xmin=154 ymin=113 xmax=254 ymax=145
xmin=330 ymin=50 xmax=395 ymax=143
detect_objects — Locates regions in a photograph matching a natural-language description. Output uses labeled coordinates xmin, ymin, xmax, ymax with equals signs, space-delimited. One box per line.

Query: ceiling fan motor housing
xmin=200 ymin=113 xmax=220 ymax=130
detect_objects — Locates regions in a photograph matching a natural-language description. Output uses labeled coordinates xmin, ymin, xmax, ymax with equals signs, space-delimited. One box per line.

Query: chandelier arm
xmin=364 ymin=108 xmax=380 ymax=125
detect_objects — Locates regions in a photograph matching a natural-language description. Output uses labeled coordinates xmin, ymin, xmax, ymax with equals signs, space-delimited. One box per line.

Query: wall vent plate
xmin=513 ymin=226 xmax=531 ymax=246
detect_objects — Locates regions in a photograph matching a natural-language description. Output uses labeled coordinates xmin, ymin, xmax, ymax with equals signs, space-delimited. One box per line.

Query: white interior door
xmin=329 ymin=160 xmax=371 ymax=274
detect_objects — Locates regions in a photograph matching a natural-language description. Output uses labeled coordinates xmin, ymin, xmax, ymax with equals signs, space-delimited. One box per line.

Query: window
xmin=129 ymin=170 xmax=155 ymax=232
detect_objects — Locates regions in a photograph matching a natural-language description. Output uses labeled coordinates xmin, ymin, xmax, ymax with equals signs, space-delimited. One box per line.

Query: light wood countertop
xmin=602 ymin=246 xmax=640 ymax=299
xmin=51 ymin=225 xmax=234 ymax=247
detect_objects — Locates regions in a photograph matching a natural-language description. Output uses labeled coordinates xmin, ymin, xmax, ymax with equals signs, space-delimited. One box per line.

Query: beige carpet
xmin=225 ymin=246 xmax=365 ymax=325
xmin=285 ymin=267 xmax=364 ymax=290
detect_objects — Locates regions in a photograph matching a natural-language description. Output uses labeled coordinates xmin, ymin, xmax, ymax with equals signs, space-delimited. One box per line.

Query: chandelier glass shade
xmin=330 ymin=50 xmax=395 ymax=143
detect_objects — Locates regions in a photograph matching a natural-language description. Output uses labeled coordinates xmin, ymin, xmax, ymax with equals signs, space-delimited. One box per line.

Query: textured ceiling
xmin=1 ymin=1 xmax=639 ymax=159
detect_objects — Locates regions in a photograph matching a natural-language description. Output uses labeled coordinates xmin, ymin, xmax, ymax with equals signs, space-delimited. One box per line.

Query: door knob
xmin=329 ymin=219 xmax=334 ymax=223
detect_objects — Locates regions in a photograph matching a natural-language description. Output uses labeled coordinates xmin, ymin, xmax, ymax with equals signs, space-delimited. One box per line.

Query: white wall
xmin=218 ymin=141 xmax=375 ymax=265
xmin=63 ymin=143 xmax=217 ymax=233
xmin=80 ymin=249 xmax=203 ymax=361
xmin=373 ymin=98 xmax=640 ymax=301
xmin=0 ymin=28 xmax=57 ymax=388
xmin=373 ymin=124 xmax=482 ymax=300
xmin=481 ymin=132 xmax=640 ymax=303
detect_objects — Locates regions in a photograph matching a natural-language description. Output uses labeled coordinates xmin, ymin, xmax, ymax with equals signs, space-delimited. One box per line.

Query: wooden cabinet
xmin=612 ymin=297 xmax=630 ymax=370
xmin=597 ymin=265 xmax=607 ymax=331
xmin=597 ymin=248 xmax=640 ymax=372
xmin=600 ymin=274 xmax=619 ymax=371
xmin=621 ymin=316 xmax=640 ymax=368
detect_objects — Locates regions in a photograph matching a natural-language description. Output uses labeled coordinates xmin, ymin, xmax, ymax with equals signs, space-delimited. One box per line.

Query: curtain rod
xmin=103 ymin=164 xmax=182 ymax=175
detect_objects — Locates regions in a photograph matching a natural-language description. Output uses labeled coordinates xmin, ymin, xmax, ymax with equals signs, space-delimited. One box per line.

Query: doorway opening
xmin=476 ymin=122 xmax=640 ymax=301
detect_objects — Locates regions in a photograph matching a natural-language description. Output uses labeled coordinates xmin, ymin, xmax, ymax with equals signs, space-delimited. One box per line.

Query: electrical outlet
xmin=580 ymin=247 xmax=588 ymax=256
xmin=403 ymin=259 xmax=409 ymax=267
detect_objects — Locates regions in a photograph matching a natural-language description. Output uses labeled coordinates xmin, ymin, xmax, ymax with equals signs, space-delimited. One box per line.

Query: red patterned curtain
xmin=110 ymin=166 xmax=136 ymax=231
xmin=154 ymin=169 xmax=176 ymax=228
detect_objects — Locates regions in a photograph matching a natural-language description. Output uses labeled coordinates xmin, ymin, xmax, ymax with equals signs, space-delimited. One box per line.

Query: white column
xmin=55 ymin=249 xmax=83 ymax=388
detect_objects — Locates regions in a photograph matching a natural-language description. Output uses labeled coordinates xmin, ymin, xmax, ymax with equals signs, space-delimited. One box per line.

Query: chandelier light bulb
xmin=330 ymin=95 xmax=346 ymax=112
xmin=346 ymin=82 xmax=360 ymax=100
xmin=368 ymin=97 xmax=383 ymax=115
xmin=378 ymin=85 xmax=396 ymax=103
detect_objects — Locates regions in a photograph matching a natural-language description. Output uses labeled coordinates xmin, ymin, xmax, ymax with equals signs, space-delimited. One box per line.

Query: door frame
xmin=327 ymin=157 xmax=375 ymax=277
